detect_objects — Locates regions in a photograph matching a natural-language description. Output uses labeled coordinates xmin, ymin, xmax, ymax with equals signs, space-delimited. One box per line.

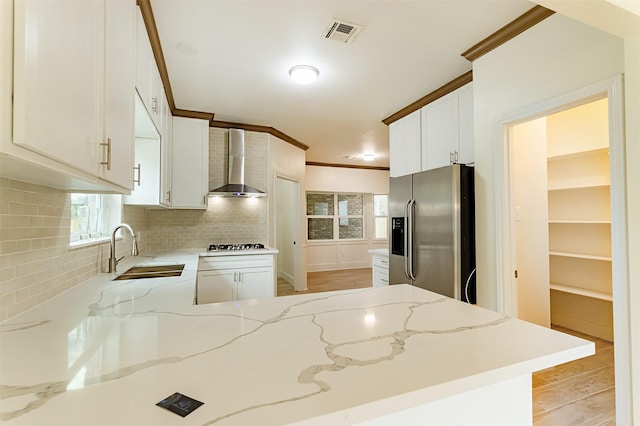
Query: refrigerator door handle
xmin=407 ymin=199 xmax=417 ymax=281
xmin=403 ymin=199 xmax=411 ymax=281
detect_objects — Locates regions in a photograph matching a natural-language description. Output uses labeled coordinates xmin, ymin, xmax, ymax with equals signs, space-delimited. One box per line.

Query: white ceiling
xmin=150 ymin=0 xmax=535 ymax=168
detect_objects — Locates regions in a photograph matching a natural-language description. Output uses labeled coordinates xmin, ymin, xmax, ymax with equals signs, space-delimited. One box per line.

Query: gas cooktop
xmin=207 ymin=243 xmax=266 ymax=252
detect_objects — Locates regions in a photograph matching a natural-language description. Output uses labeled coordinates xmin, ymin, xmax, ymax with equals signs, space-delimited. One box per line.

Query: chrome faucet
xmin=109 ymin=223 xmax=139 ymax=273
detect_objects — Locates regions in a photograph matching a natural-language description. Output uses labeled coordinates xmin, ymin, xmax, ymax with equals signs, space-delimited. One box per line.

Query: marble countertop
xmin=368 ymin=248 xmax=389 ymax=256
xmin=0 ymin=250 xmax=593 ymax=425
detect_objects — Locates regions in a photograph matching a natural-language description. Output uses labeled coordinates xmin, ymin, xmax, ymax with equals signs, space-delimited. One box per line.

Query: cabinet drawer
xmin=373 ymin=267 xmax=389 ymax=287
xmin=372 ymin=255 xmax=389 ymax=270
xmin=198 ymin=255 xmax=274 ymax=271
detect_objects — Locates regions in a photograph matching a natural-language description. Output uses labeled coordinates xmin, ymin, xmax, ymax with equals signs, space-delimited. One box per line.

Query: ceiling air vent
xmin=325 ymin=19 xmax=363 ymax=44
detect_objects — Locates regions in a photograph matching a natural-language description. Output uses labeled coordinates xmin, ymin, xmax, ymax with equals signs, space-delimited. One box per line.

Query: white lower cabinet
xmin=370 ymin=251 xmax=389 ymax=287
xmin=197 ymin=255 xmax=275 ymax=304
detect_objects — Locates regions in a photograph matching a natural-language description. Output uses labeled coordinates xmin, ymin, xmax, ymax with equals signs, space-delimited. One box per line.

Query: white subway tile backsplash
xmin=0 ymin=128 xmax=270 ymax=320
xmin=0 ymin=177 xmax=147 ymax=322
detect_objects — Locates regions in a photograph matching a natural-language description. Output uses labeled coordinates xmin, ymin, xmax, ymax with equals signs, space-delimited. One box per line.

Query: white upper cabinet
xmin=12 ymin=0 xmax=102 ymax=175
xmin=421 ymin=82 xmax=474 ymax=171
xmin=389 ymin=109 xmax=421 ymax=178
xmin=101 ymin=0 xmax=135 ymax=189
xmin=171 ymin=116 xmax=209 ymax=209
xmin=456 ymin=83 xmax=474 ymax=165
xmin=160 ymin=91 xmax=172 ymax=206
xmin=3 ymin=0 xmax=135 ymax=192
xmin=421 ymin=94 xmax=457 ymax=171
xmin=135 ymin=7 xmax=162 ymax=131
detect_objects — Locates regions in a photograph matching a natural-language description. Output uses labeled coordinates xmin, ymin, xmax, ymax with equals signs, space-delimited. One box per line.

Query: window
xmin=373 ymin=194 xmax=388 ymax=239
xmin=307 ymin=193 xmax=364 ymax=240
xmin=69 ymin=194 xmax=121 ymax=245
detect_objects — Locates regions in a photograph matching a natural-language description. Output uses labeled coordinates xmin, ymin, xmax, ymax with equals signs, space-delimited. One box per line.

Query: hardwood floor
xmin=278 ymin=271 xmax=616 ymax=424
xmin=532 ymin=326 xmax=616 ymax=425
xmin=277 ymin=268 xmax=372 ymax=296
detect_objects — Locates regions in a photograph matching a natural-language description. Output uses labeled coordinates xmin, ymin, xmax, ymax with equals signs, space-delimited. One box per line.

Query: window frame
xmin=69 ymin=193 xmax=121 ymax=247
xmin=306 ymin=192 xmax=365 ymax=242
xmin=373 ymin=193 xmax=389 ymax=240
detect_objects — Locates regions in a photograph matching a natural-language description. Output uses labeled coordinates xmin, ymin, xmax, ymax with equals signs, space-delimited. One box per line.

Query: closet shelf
xmin=549 ymin=219 xmax=611 ymax=225
xmin=550 ymin=282 xmax=613 ymax=301
xmin=547 ymin=183 xmax=609 ymax=192
xmin=549 ymin=251 xmax=612 ymax=261
xmin=547 ymin=147 xmax=609 ymax=162
xmin=548 ymin=220 xmax=611 ymax=224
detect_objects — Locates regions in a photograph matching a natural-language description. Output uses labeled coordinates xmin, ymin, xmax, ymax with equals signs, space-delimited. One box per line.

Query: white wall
xmin=473 ymin=12 xmax=640 ymax=421
xmin=472 ymin=13 xmax=624 ymax=311
xmin=305 ymin=166 xmax=389 ymax=194
xmin=305 ymin=166 xmax=389 ymax=272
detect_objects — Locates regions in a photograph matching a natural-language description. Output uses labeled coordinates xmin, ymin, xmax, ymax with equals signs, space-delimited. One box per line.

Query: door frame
xmin=495 ymin=75 xmax=631 ymax=419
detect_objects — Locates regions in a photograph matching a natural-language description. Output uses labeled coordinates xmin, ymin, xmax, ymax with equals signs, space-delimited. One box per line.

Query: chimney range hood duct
xmin=209 ymin=129 xmax=266 ymax=198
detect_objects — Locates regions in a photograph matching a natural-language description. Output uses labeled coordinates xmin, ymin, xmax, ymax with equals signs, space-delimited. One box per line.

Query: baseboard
xmin=278 ymin=271 xmax=294 ymax=285
xmin=307 ymin=262 xmax=371 ymax=272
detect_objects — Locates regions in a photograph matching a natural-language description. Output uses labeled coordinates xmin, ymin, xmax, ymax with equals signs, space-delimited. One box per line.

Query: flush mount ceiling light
xmin=289 ymin=65 xmax=319 ymax=85
xmin=363 ymin=153 xmax=375 ymax=161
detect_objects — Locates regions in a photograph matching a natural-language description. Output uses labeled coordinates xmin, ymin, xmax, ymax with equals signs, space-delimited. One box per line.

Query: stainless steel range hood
xmin=208 ymin=129 xmax=266 ymax=198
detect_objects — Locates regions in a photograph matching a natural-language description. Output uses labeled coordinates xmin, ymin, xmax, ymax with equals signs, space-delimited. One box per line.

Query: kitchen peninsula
xmin=0 ymin=251 xmax=593 ymax=425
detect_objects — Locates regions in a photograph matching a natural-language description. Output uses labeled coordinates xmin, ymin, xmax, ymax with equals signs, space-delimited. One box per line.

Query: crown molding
xmin=136 ymin=0 xmax=309 ymax=152
xmin=306 ymin=161 xmax=390 ymax=171
xmin=382 ymin=71 xmax=473 ymax=126
xmin=173 ymin=109 xmax=215 ymax=122
xmin=461 ymin=5 xmax=555 ymax=62
xmin=210 ymin=120 xmax=309 ymax=151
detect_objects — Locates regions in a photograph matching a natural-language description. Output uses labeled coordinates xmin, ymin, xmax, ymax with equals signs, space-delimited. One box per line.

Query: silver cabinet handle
xmin=133 ymin=163 xmax=141 ymax=186
xmin=166 ymin=190 xmax=171 ymax=203
xmin=152 ymin=96 xmax=158 ymax=113
xmin=100 ymin=138 xmax=112 ymax=170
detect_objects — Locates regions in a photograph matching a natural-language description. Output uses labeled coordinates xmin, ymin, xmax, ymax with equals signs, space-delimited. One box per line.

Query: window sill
xmin=69 ymin=236 xmax=114 ymax=250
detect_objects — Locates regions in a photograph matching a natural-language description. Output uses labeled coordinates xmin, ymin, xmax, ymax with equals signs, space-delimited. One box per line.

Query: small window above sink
xmin=113 ymin=264 xmax=185 ymax=281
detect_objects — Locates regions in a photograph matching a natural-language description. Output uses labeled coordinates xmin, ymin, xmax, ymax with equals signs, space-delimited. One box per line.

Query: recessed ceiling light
xmin=289 ymin=65 xmax=319 ymax=85
xmin=363 ymin=153 xmax=375 ymax=161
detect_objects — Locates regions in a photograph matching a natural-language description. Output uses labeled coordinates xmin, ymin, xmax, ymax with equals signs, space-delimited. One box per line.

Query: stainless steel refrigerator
xmin=389 ymin=164 xmax=476 ymax=303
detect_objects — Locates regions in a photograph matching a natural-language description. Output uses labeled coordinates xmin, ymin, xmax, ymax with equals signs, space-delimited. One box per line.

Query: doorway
xmin=498 ymin=75 xmax=629 ymax=420
xmin=509 ymin=98 xmax=612 ymax=338
xmin=275 ymin=176 xmax=300 ymax=291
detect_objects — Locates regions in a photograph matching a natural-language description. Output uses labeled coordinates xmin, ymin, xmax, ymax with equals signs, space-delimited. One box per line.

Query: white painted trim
xmin=495 ymin=74 xmax=631 ymax=421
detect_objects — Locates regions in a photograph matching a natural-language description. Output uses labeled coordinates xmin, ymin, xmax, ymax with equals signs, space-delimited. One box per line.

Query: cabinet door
xmin=197 ymin=270 xmax=235 ymax=304
xmin=171 ymin=117 xmax=209 ymax=208
xmin=389 ymin=110 xmax=421 ymax=178
xmin=422 ymin=94 xmax=457 ymax=171
xmin=124 ymin=95 xmax=161 ymax=205
xmin=404 ymin=110 xmax=422 ymax=175
xmin=160 ymin=91 xmax=172 ymax=207
xmin=389 ymin=120 xmax=404 ymax=178
xmin=457 ymin=83 xmax=474 ymax=165
xmin=135 ymin=8 xmax=151 ymax=113
xmin=101 ymin=0 xmax=134 ymax=189
xmin=13 ymin=0 xmax=101 ymax=175
xmin=237 ymin=268 xmax=274 ymax=300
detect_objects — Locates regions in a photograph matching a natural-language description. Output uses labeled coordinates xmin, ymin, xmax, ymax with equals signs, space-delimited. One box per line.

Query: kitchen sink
xmin=113 ymin=264 xmax=185 ymax=281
